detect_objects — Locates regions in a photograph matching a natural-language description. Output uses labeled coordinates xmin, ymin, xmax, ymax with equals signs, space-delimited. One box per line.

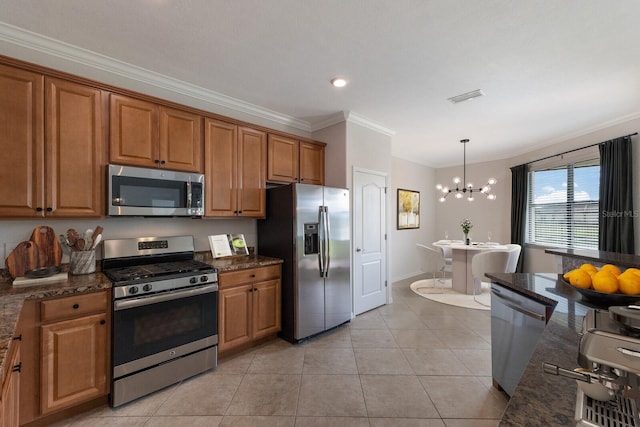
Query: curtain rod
xmin=526 ymin=132 xmax=638 ymax=165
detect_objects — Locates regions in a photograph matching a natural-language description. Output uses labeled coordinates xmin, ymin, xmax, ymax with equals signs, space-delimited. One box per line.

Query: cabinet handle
xmin=46 ymin=207 xmax=53 ymax=212
xmin=238 ymin=210 xmax=242 ymax=214
xmin=12 ymin=363 xmax=21 ymax=373
xmin=36 ymin=207 xmax=43 ymax=212
xmin=13 ymin=334 xmax=22 ymax=341
xmin=72 ymin=303 xmax=80 ymax=309
xmin=250 ymin=274 xmax=255 ymax=278
xmin=100 ymin=319 xmax=106 ymax=325
xmin=160 ymin=160 xmax=166 ymax=165
xmin=154 ymin=159 xmax=160 ymax=164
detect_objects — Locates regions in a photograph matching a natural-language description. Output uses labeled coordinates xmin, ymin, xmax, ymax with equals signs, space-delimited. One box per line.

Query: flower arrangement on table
xmin=460 ymin=218 xmax=473 ymax=244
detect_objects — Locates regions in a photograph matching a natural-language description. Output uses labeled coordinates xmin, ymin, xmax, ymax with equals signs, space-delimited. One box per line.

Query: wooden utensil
xmin=91 ymin=226 xmax=103 ymax=243
xmin=5 ymin=241 xmax=41 ymax=278
xmin=30 ymin=226 xmax=63 ymax=267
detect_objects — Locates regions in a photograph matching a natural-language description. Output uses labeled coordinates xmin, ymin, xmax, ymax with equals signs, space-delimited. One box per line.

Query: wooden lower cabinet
xmin=18 ymin=290 xmax=110 ymax=426
xmin=218 ymin=265 xmax=282 ymax=355
xmin=40 ymin=313 xmax=108 ymax=415
xmin=1 ymin=338 xmax=21 ymax=427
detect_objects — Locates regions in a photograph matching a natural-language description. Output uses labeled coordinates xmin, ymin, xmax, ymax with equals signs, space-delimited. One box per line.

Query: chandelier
xmin=436 ymin=139 xmax=497 ymax=202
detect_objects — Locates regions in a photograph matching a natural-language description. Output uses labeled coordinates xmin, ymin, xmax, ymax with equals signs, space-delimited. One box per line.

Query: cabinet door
xmin=159 ymin=106 xmax=203 ymax=172
xmin=0 ymin=64 xmax=44 ymax=217
xmin=1 ymin=340 xmax=20 ymax=427
xmin=237 ymin=126 xmax=266 ymax=217
xmin=45 ymin=78 xmax=104 ymax=217
xmin=252 ymin=278 xmax=281 ymax=340
xmin=219 ymin=284 xmax=252 ymax=353
xmin=109 ymin=94 xmax=158 ymax=168
xmin=267 ymin=134 xmax=298 ymax=183
xmin=299 ymin=141 xmax=325 ymax=185
xmin=204 ymin=118 xmax=237 ymax=217
xmin=40 ymin=313 xmax=108 ymax=415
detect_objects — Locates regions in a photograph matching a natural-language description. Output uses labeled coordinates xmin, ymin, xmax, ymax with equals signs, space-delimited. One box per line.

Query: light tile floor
xmin=54 ymin=275 xmax=509 ymax=426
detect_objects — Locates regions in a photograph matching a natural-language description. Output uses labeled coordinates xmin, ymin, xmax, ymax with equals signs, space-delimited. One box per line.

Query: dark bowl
xmin=24 ymin=265 xmax=62 ymax=278
xmin=561 ymin=278 xmax=640 ymax=305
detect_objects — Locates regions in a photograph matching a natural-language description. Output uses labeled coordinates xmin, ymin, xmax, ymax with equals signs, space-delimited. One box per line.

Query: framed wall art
xmin=397 ymin=189 xmax=420 ymax=229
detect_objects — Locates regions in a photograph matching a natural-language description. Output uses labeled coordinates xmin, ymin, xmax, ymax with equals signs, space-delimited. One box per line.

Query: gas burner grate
xmin=104 ymin=260 xmax=214 ymax=283
xmin=577 ymin=391 xmax=639 ymax=427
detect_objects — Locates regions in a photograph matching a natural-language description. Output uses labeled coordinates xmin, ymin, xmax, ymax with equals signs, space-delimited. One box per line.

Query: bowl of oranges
xmin=562 ymin=263 xmax=640 ymax=305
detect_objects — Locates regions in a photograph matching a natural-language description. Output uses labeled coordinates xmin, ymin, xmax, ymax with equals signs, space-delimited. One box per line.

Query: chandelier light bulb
xmin=439 ymin=196 xmax=446 ymax=202
xmin=436 ymin=184 xmax=442 ymax=190
xmin=442 ymin=186 xmax=449 ymax=193
xmin=468 ymin=195 xmax=474 ymax=201
xmin=482 ymin=185 xmax=491 ymax=193
xmin=488 ymin=178 xmax=497 ymax=185
xmin=466 ymin=182 xmax=473 ymax=189
xmin=488 ymin=194 xmax=497 ymax=200
xmin=455 ymin=192 xmax=463 ymax=199
xmin=453 ymin=177 xmax=461 ymax=184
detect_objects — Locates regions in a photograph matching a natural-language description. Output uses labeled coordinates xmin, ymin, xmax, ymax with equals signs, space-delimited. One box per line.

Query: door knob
xmin=356 ymin=248 xmax=362 ymax=252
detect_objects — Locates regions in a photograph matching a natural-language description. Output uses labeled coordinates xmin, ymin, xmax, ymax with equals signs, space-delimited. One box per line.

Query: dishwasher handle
xmin=490 ymin=289 xmax=546 ymax=322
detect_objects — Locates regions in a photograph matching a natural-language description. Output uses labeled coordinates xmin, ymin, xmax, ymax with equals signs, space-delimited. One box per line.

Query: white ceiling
xmin=1 ymin=0 xmax=639 ymax=167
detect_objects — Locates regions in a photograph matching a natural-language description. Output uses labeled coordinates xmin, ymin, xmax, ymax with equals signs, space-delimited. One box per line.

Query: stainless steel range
xmin=102 ymin=235 xmax=218 ymax=407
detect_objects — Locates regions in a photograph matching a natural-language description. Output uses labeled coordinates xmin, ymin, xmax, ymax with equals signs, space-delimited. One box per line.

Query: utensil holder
xmin=70 ymin=250 xmax=96 ymax=275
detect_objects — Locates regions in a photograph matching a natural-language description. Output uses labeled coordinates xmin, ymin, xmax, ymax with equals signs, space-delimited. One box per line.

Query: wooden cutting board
xmin=5 ymin=241 xmax=41 ymax=278
xmin=30 ymin=226 xmax=62 ymax=267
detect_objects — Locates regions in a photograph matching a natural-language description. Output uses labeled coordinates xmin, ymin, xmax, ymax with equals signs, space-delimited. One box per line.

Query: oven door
xmin=112 ymin=283 xmax=218 ymax=378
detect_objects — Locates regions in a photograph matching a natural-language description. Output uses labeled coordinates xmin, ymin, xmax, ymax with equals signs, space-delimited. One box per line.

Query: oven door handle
xmin=114 ymin=283 xmax=219 ymax=311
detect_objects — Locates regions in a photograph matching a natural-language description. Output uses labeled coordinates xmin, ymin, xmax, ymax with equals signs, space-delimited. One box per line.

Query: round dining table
xmin=432 ymin=240 xmax=508 ymax=294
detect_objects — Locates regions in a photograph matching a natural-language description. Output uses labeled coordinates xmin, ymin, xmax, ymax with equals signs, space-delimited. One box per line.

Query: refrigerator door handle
xmin=318 ymin=206 xmax=326 ymax=277
xmin=323 ymin=206 xmax=331 ymax=277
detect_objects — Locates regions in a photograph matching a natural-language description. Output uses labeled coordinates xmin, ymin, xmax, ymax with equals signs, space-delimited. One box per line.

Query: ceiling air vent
xmin=447 ymin=89 xmax=484 ymax=104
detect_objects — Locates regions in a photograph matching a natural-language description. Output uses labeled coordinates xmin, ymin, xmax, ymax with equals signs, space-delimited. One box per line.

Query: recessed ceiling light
xmin=331 ymin=77 xmax=347 ymax=88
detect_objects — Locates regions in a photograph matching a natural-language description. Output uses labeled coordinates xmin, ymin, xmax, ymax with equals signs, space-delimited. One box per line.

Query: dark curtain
xmin=599 ymin=136 xmax=635 ymax=253
xmin=510 ymin=164 xmax=528 ymax=272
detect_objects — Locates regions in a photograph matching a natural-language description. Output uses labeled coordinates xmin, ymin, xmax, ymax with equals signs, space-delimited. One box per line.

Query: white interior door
xmin=353 ymin=169 xmax=387 ymax=315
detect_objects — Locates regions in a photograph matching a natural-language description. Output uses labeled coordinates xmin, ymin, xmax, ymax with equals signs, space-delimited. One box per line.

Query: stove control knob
xmin=190 ymin=277 xmax=197 ymax=284
xmin=129 ymin=286 xmax=139 ymax=295
xmin=200 ymin=275 xmax=208 ymax=283
xmin=143 ymin=284 xmax=152 ymax=292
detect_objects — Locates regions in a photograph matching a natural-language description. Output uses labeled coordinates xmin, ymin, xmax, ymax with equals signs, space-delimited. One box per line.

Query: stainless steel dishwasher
xmin=491 ymin=283 xmax=553 ymax=396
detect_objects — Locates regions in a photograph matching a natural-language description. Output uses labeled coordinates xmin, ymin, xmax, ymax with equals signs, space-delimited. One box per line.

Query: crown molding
xmin=0 ymin=22 xmax=311 ymax=131
xmin=345 ymin=111 xmax=396 ymax=136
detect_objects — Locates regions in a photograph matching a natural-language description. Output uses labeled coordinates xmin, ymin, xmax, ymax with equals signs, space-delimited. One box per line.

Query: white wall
xmin=312 ymin=121 xmax=347 ymax=188
xmin=390 ymin=158 xmax=436 ymax=281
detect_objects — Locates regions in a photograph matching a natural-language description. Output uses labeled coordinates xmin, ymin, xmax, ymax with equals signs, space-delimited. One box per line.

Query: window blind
xmin=526 ymin=159 xmax=600 ymax=249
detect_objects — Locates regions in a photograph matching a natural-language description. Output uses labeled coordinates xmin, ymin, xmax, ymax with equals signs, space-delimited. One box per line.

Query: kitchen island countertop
xmin=486 ymin=272 xmax=611 ymax=426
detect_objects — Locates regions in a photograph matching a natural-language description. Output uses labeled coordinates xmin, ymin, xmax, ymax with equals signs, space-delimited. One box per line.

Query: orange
xmin=624 ymin=267 xmax=640 ymax=277
xmin=569 ymin=269 xmax=592 ymax=289
xmin=592 ymin=271 xmax=619 ymax=293
xmin=579 ymin=263 xmax=598 ymax=275
xmin=600 ymin=264 xmax=622 ymax=277
xmin=619 ymin=272 xmax=640 ymax=295
xmin=563 ymin=269 xmax=578 ymax=281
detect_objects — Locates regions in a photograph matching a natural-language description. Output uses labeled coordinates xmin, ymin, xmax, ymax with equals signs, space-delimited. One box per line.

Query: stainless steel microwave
xmin=108 ymin=165 xmax=205 ymax=217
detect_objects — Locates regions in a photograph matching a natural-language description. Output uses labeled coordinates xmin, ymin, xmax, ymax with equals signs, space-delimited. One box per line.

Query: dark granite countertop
xmin=0 ymin=254 xmax=282 ymax=388
xmin=486 ymin=272 xmax=612 ymax=426
xmin=546 ymin=247 xmax=640 ymax=269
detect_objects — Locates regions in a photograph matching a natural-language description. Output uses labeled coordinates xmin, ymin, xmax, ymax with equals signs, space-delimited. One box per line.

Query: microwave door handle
xmin=186 ymin=181 xmax=192 ymax=209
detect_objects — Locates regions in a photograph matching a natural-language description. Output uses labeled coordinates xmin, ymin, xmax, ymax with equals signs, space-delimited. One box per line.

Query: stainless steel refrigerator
xmin=258 ymin=183 xmax=351 ymax=342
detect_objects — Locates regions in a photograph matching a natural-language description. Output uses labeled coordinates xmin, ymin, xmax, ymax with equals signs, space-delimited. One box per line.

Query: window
xmin=526 ymin=159 xmax=600 ymax=249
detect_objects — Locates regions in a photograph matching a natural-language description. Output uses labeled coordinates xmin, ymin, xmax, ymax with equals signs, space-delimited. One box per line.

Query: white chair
xmin=471 ymin=250 xmax=511 ymax=306
xmin=440 ymin=246 xmax=453 ymax=276
xmin=416 ymin=243 xmax=445 ymax=292
xmin=505 ymin=244 xmax=522 ymax=273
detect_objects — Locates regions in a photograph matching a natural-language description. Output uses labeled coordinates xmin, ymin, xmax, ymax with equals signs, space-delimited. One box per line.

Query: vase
xmin=464 ymin=233 xmax=470 ymax=245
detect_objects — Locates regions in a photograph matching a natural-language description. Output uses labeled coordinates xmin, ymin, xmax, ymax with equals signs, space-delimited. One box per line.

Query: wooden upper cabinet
xmin=159 ymin=106 xmax=203 ymax=172
xmin=0 ymin=66 xmax=103 ymax=218
xmin=204 ymin=119 xmax=266 ymax=217
xmin=204 ymin=118 xmax=237 ymax=217
xmin=267 ymin=134 xmax=298 ymax=183
xmin=267 ymin=134 xmax=325 ymax=185
xmin=0 ymin=64 xmax=45 ymax=217
xmin=110 ymin=94 xmax=203 ymax=172
xmin=299 ymin=141 xmax=325 ymax=185
xmin=237 ymin=126 xmax=266 ymax=217
xmin=45 ymin=77 xmax=104 ymax=217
